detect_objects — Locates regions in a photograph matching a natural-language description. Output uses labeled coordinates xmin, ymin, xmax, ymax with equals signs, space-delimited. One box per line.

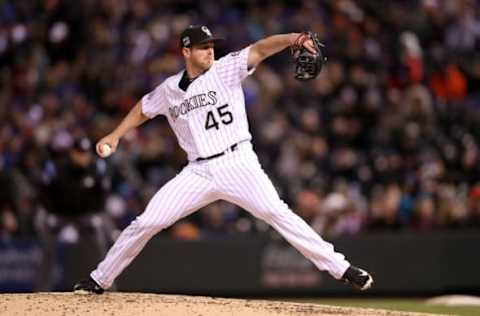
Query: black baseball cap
xmin=180 ymin=25 xmax=224 ymax=48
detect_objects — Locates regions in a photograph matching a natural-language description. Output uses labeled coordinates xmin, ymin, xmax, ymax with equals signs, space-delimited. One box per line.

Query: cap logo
xmin=182 ymin=36 xmax=190 ymax=47
xmin=201 ymin=26 xmax=212 ymax=37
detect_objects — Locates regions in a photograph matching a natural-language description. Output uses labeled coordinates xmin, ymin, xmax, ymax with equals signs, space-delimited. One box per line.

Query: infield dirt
xmin=0 ymin=293 xmax=450 ymax=316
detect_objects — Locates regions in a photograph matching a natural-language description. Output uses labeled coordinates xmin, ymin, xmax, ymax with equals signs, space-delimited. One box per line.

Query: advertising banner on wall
xmin=0 ymin=239 xmax=43 ymax=292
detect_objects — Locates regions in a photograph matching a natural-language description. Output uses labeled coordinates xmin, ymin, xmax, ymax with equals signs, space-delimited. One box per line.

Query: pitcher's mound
xmin=0 ymin=292 xmax=443 ymax=316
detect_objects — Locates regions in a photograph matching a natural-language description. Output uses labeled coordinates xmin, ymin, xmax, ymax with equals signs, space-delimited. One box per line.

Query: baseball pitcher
xmin=74 ymin=25 xmax=373 ymax=294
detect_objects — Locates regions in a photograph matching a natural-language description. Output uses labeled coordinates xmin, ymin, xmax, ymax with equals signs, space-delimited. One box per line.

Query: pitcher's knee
xmin=256 ymin=203 xmax=291 ymax=223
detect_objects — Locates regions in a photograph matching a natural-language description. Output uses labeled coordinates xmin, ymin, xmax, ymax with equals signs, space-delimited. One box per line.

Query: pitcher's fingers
xmin=305 ymin=41 xmax=317 ymax=54
xmin=96 ymin=142 xmax=104 ymax=155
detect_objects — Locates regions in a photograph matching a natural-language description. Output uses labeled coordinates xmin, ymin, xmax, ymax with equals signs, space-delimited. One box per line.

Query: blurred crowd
xmin=1 ymin=0 xmax=480 ymax=242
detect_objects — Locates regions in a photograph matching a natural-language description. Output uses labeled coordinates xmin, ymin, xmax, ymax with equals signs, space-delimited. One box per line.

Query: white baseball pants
xmin=91 ymin=142 xmax=350 ymax=289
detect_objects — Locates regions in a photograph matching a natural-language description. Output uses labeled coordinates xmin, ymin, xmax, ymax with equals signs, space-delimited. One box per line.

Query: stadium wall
xmin=1 ymin=232 xmax=479 ymax=295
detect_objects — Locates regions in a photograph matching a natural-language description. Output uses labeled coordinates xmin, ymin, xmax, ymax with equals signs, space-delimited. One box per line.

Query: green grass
xmin=280 ymin=298 xmax=480 ymax=316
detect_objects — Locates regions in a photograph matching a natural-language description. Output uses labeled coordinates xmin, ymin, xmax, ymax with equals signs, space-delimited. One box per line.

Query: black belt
xmin=196 ymin=143 xmax=238 ymax=161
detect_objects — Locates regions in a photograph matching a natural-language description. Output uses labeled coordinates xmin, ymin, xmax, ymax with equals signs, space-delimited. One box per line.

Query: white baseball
xmin=100 ymin=144 xmax=112 ymax=158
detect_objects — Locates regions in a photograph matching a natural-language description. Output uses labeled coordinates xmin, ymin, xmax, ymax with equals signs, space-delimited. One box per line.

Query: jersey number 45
xmin=205 ymin=104 xmax=233 ymax=130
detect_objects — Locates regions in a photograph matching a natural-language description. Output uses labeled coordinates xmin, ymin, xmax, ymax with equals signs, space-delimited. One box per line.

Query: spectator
xmin=411 ymin=194 xmax=437 ymax=232
xmin=37 ymin=136 xmax=110 ymax=223
xmin=0 ymin=171 xmax=17 ymax=238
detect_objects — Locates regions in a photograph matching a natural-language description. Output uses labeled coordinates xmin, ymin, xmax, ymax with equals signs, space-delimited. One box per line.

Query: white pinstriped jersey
xmin=141 ymin=46 xmax=255 ymax=161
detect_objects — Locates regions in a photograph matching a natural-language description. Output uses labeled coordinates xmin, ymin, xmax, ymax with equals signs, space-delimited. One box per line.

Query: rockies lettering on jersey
xmin=169 ymin=91 xmax=218 ymax=121
xmin=141 ymin=47 xmax=254 ymax=161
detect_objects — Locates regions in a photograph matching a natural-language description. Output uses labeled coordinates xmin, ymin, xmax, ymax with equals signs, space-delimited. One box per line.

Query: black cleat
xmin=341 ymin=265 xmax=373 ymax=290
xmin=73 ymin=277 xmax=104 ymax=294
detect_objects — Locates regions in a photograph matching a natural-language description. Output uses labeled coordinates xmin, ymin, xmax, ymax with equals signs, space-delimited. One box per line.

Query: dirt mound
xmin=0 ymin=293 xmax=446 ymax=316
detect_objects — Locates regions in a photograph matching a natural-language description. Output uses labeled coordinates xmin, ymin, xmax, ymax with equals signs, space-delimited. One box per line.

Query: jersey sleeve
xmin=141 ymin=82 xmax=168 ymax=118
xmin=215 ymin=46 xmax=255 ymax=87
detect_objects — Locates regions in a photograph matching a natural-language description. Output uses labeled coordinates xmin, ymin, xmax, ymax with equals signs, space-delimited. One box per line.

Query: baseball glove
xmin=291 ymin=32 xmax=326 ymax=80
